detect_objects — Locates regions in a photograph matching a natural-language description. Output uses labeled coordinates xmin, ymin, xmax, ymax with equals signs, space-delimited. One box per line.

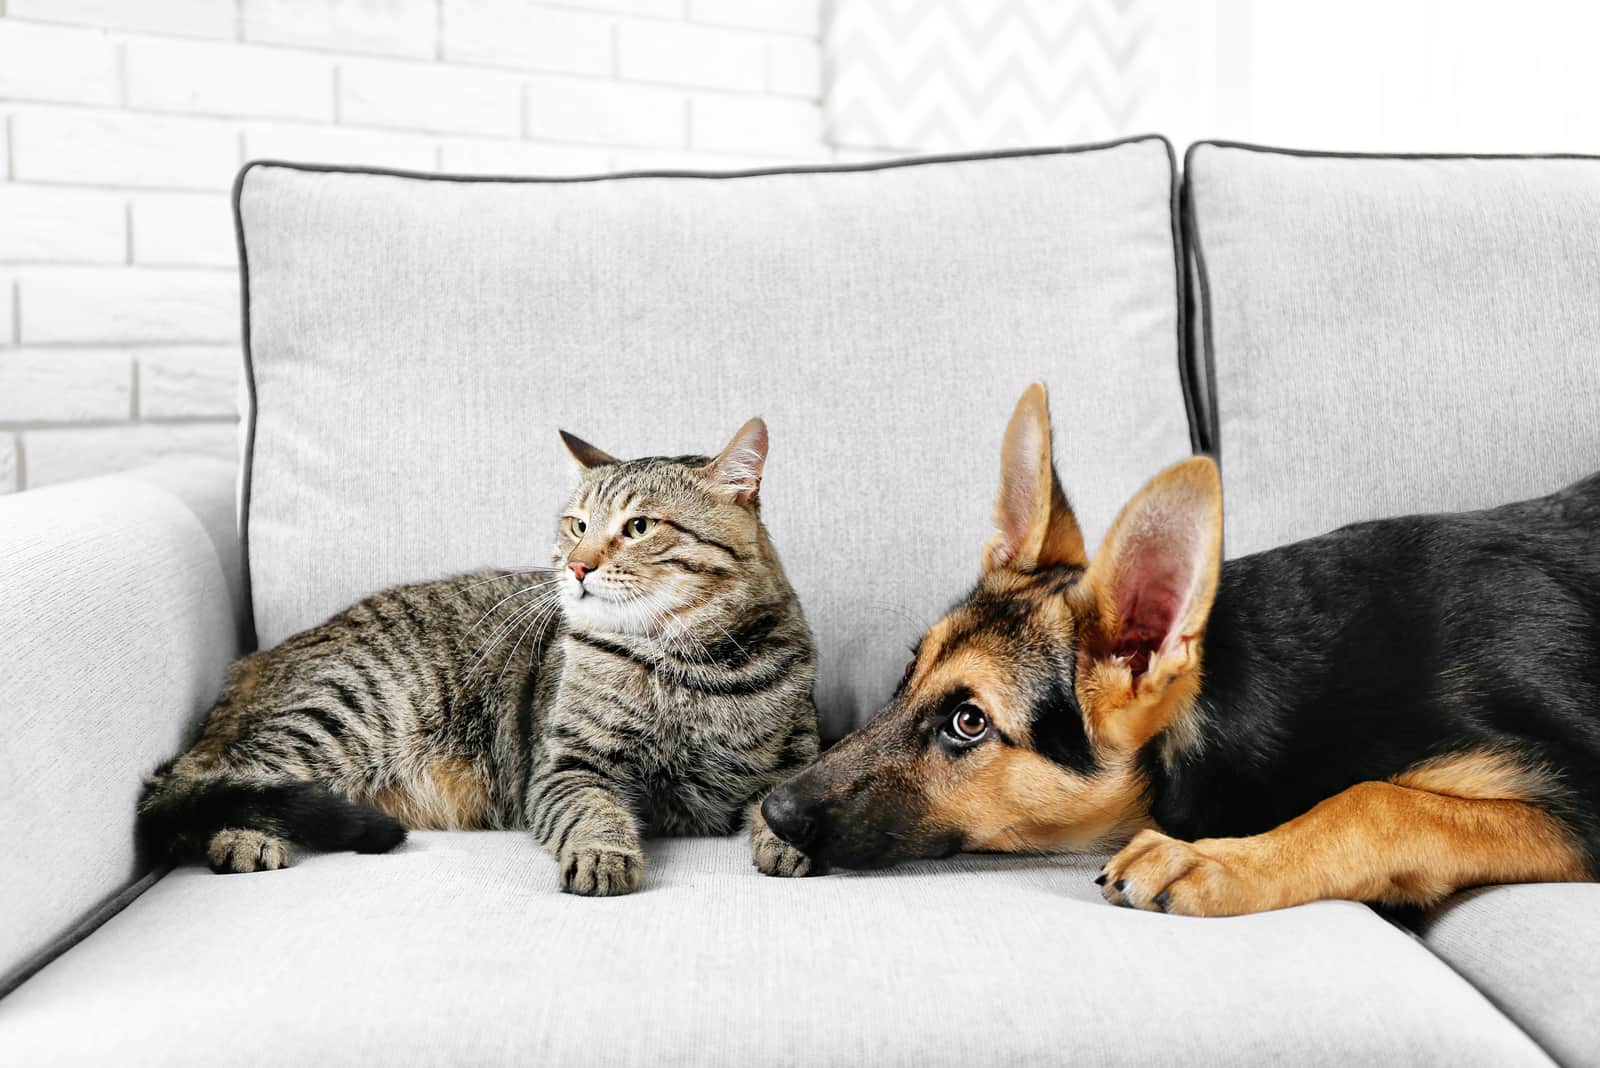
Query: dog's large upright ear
xmin=698 ymin=417 xmax=768 ymax=504
xmin=1072 ymin=456 xmax=1223 ymax=749
xmin=560 ymin=430 xmax=620 ymax=469
xmin=982 ymin=383 xmax=1087 ymax=573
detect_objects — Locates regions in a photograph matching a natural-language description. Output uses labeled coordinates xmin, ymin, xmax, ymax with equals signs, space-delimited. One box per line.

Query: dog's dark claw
xmin=1153 ymin=891 xmax=1170 ymax=911
xmin=1114 ymin=879 xmax=1127 ymax=892
xmin=1094 ymin=873 xmax=1108 ymax=886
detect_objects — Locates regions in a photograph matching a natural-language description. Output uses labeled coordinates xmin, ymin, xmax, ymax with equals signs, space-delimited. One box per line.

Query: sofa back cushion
xmin=236 ymin=139 xmax=1193 ymax=735
xmin=1187 ymin=142 xmax=1600 ymax=557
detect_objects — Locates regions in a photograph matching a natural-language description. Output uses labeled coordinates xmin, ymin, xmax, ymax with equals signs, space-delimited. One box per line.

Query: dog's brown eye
xmin=949 ymin=704 xmax=989 ymax=742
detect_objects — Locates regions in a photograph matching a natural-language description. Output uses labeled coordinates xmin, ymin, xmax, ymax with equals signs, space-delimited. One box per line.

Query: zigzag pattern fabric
xmin=827 ymin=0 xmax=1154 ymax=152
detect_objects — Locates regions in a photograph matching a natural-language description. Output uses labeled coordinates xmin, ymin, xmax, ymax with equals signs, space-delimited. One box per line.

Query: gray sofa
xmin=2 ymin=137 xmax=1598 ymax=1065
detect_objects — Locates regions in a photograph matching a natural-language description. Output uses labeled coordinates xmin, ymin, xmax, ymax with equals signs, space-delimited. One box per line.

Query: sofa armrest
xmin=0 ymin=459 xmax=245 ymax=992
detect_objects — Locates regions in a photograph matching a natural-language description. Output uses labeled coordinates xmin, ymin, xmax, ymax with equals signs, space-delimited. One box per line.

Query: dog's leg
xmin=1100 ymin=780 xmax=1589 ymax=916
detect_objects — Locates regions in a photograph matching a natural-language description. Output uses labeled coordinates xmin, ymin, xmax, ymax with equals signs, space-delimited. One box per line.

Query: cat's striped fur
xmin=137 ymin=419 xmax=820 ymax=895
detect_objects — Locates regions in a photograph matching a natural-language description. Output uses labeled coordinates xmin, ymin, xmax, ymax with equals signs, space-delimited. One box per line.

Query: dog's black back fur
xmin=1145 ymin=471 xmax=1600 ymax=865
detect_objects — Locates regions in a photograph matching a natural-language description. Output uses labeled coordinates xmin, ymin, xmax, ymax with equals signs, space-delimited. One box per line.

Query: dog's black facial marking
xmin=1030 ymin=673 xmax=1099 ymax=774
xmin=936 ymin=591 xmax=1032 ymax=653
xmin=1044 ymin=567 xmax=1087 ymax=598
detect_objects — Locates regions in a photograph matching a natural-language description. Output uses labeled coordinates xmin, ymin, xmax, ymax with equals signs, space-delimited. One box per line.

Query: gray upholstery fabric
xmin=0 ymin=460 xmax=244 ymax=986
xmin=1186 ymin=144 xmax=1600 ymax=557
xmin=1415 ymin=883 xmax=1600 ymax=1068
xmin=0 ymin=835 xmax=1551 ymax=1066
xmin=237 ymin=141 xmax=1194 ymax=736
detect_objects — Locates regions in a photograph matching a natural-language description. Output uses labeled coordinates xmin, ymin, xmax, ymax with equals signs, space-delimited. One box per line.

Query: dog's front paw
xmin=1099 ymin=830 xmax=1264 ymax=917
xmin=559 ymin=842 xmax=644 ymax=897
xmin=751 ymin=819 xmax=815 ymax=878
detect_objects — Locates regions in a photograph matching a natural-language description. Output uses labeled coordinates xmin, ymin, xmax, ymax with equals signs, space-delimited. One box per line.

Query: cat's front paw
xmin=207 ymin=828 xmax=293 ymax=874
xmin=559 ymin=842 xmax=644 ymax=896
xmin=751 ymin=819 xmax=816 ymax=878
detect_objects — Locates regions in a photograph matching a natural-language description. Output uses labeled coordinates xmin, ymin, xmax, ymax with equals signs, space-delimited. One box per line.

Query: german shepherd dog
xmin=763 ymin=384 xmax=1600 ymax=916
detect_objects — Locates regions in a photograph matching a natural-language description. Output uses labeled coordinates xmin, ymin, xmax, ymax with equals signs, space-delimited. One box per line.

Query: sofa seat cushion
xmin=236 ymin=139 xmax=1195 ymax=736
xmin=1186 ymin=142 xmax=1600 ymax=557
xmin=0 ymin=835 xmax=1550 ymax=1066
xmin=1414 ymin=883 xmax=1600 ymax=1068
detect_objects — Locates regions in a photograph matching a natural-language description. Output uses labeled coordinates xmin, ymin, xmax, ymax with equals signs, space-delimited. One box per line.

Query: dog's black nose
xmin=762 ymin=786 xmax=819 ymax=849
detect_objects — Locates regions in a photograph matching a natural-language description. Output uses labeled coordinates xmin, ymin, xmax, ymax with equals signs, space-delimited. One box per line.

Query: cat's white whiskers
xmin=495 ymin=594 xmax=566 ymax=689
xmin=458 ymin=567 xmax=560 ymax=593
xmin=465 ymin=590 xmax=562 ymax=681
xmin=463 ymin=582 xmax=552 ymax=641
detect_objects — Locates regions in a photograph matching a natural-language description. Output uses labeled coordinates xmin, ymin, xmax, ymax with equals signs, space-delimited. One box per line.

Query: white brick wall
xmin=0 ymin=0 xmax=829 ymax=492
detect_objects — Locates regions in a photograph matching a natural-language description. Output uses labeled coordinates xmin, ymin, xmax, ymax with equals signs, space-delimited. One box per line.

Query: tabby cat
xmin=137 ymin=418 xmax=820 ymax=896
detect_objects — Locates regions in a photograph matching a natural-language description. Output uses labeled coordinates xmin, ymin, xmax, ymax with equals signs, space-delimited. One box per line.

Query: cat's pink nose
xmin=569 ymin=562 xmax=592 ymax=581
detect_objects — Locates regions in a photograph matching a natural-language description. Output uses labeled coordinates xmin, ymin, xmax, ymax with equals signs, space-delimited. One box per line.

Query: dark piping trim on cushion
xmin=231 ymin=164 xmax=260 ymax=652
xmin=0 ymin=867 xmax=169 ymax=1001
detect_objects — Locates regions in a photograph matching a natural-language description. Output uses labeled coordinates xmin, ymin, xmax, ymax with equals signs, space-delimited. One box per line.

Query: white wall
xmin=0 ymin=0 xmax=826 ymax=493
xmin=1146 ymin=0 xmax=1600 ymax=154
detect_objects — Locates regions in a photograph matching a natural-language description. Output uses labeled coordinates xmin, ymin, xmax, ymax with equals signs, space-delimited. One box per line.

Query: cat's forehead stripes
xmin=581 ymin=455 xmax=714 ymax=511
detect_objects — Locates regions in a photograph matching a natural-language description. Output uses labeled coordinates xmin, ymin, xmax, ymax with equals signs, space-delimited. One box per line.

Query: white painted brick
xmin=23 ymin=422 xmax=238 ymax=489
xmin=138 ymin=347 xmax=240 ymax=418
xmin=616 ymin=19 xmax=765 ymax=90
xmin=244 ymin=123 xmax=438 ymax=171
xmin=0 ymin=185 xmax=127 ymax=264
xmin=127 ymin=39 xmax=336 ymax=122
xmin=0 ymin=20 xmax=119 ymax=106
xmin=556 ymin=0 xmax=683 ymax=15
xmin=0 ymin=348 xmax=132 ymax=422
xmin=130 ymin=193 xmax=235 ymax=267
xmin=0 ymin=275 xmax=15 ymax=345
xmin=524 ymin=76 xmax=685 ymax=147
xmin=7 ymin=0 xmax=237 ymax=38
xmin=443 ymin=1 xmax=612 ymax=75
xmin=767 ymin=35 xmax=821 ymax=98
xmin=0 ymin=436 xmax=17 ymax=493
xmin=340 ymin=59 xmax=523 ymax=136
xmin=19 ymin=268 xmax=238 ymax=344
xmin=242 ymin=0 xmax=438 ymax=58
xmin=11 ymin=110 xmax=239 ymax=191
xmin=689 ymin=94 xmax=823 ymax=154
xmin=437 ymin=138 xmax=611 ymax=175
xmin=688 ymin=0 xmax=818 ymax=36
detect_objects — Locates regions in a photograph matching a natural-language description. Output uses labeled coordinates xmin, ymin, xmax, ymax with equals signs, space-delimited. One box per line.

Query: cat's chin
xmin=562 ymin=587 xmax=678 ymax=637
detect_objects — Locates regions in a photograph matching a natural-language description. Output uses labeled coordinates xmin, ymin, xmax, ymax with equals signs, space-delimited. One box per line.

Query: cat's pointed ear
xmin=1074 ymin=456 xmax=1222 ymax=724
xmin=982 ymin=383 xmax=1087 ymax=573
xmin=699 ymin=417 xmax=767 ymax=504
xmin=559 ymin=429 xmax=620 ymax=469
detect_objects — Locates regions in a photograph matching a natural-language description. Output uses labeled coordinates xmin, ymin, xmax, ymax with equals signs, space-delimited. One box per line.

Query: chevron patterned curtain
xmin=827 ymin=0 xmax=1155 ymax=153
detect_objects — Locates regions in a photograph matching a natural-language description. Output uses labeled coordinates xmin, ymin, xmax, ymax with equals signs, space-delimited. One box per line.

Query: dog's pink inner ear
xmin=1088 ymin=459 xmax=1222 ymax=688
xmin=1109 ymin=534 xmax=1203 ymax=683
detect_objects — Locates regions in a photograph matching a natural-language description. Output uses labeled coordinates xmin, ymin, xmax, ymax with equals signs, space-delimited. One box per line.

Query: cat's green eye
xmin=566 ymin=516 xmax=587 ymax=538
xmin=624 ymin=516 xmax=657 ymax=539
